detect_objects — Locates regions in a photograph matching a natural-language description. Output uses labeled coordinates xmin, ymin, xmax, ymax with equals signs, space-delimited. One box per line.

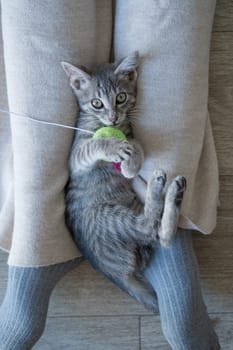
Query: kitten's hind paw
xmin=151 ymin=169 xmax=167 ymax=187
xmin=173 ymin=175 xmax=187 ymax=207
xmin=158 ymin=175 xmax=186 ymax=247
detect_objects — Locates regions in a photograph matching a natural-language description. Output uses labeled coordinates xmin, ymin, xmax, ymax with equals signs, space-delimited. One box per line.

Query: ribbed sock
xmin=0 ymin=258 xmax=82 ymax=350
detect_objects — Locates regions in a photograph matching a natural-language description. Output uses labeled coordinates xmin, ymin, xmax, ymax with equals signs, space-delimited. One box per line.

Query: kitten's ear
xmin=114 ymin=51 xmax=139 ymax=81
xmin=61 ymin=61 xmax=91 ymax=90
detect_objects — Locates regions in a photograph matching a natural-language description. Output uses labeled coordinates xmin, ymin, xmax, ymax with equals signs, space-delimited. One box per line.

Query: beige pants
xmin=0 ymin=0 xmax=219 ymax=267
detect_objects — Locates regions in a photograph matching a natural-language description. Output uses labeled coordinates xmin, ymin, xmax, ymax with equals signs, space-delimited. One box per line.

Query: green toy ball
xmin=93 ymin=126 xmax=127 ymax=140
xmin=93 ymin=126 xmax=127 ymax=171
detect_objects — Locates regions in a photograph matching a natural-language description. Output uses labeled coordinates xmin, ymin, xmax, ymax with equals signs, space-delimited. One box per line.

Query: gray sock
xmin=0 ymin=258 xmax=82 ymax=350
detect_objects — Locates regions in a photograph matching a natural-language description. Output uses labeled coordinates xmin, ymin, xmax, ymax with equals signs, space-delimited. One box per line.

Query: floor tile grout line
xmin=46 ymin=311 xmax=233 ymax=319
xmin=139 ymin=316 xmax=142 ymax=350
xmin=47 ymin=314 xmax=155 ymax=319
xmin=212 ymin=30 xmax=233 ymax=33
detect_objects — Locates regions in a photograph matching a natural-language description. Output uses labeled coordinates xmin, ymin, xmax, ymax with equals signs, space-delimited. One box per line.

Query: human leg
xmin=0 ymin=258 xmax=82 ymax=350
xmin=0 ymin=0 xmax=112 ymax=348
xmin=114 ymin=2 xmax=220 ymax=346
xmin=144 ymin=229 xmax=220 ymax=350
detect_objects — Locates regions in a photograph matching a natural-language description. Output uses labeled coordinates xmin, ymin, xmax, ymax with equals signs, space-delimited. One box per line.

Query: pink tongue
xmin=112 ymin=162 xmax=121 ymax=172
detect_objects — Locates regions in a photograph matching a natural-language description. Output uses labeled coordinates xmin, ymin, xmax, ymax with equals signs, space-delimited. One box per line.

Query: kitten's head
xmin=61 ymin=52 xmax=139 ymax=126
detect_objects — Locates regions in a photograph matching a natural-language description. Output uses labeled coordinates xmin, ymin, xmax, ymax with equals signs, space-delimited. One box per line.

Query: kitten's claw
xmin=104 ymin=139 xmax=134 ymax=163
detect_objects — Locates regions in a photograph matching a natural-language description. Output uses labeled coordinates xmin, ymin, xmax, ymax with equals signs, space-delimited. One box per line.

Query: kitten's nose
xmin=109 ymin=114 xmax=118 ymax=124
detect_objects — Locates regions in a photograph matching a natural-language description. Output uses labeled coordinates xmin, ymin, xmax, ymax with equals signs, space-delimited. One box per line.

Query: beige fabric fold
xmin=114 ymin=0 xmax=219 ymax=235
xmin=0 ymin=12 xmax=14 ymax=251
xmin=0 ymin=0 xmax=113 ymax=266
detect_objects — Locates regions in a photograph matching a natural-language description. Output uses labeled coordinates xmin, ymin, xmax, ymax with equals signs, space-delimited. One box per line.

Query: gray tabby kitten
xmin=62 ymin=52 xmax=186 ymax=311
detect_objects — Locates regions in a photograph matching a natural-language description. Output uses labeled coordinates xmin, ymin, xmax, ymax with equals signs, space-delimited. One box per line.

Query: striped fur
xmin=62 ymin=53 xmax=186 ymax=311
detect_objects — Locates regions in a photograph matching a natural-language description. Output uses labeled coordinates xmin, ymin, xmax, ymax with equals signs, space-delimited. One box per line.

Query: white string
xmin=0 ymin=107 xmax=94 ymax=135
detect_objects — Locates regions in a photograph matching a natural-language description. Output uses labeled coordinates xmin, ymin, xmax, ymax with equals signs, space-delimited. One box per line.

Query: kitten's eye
xmin=91 ymin=98 xmax=103 ymax=109
xmin=116 ymin=92 xmax=127 ymax=104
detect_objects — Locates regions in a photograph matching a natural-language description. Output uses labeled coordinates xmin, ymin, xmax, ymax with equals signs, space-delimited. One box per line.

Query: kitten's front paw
xmin=104 ymin=139 xmax=134 ymax=163
xmin=121 ymin=158 xmax=141 ymax=179
xmin=121 ymin=142 xmax=144 ymax=179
